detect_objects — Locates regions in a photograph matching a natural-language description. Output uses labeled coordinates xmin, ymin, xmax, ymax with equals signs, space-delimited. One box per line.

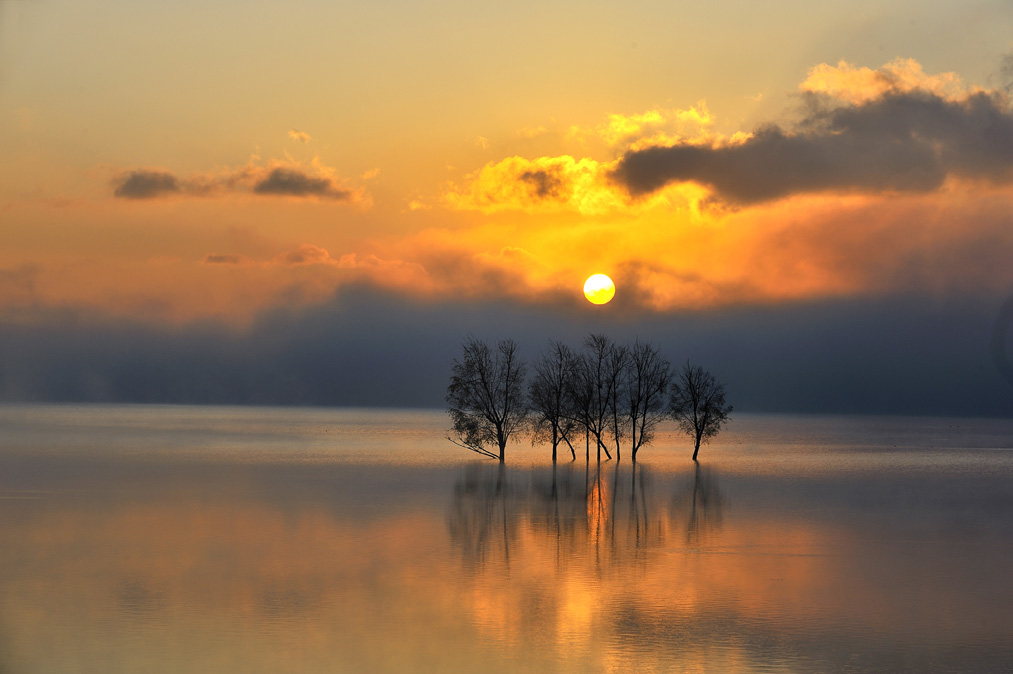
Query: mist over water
xmin=1 ymin=405 xmax=1011 ymax=673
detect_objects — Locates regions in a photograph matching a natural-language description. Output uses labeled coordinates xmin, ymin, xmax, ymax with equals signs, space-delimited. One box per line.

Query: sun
xmin=583 ymin=274 xmax=616 ymax=305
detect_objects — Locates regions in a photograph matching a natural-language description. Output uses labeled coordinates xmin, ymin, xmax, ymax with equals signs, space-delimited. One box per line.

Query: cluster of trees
xmin=446 ymin=334 xmax=732 ymax=463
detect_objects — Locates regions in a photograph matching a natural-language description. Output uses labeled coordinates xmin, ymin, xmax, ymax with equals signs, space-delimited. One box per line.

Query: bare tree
xmin=446 ymin=337 xmax=528 ymax=462
xmin=624 ymin=340 xmax=672 ymax=462
xmin=529 ymin=341 xmax=578 ymax=462
xmin=606 ymin=341 xmax=630 ymax=461
xmin=669 ymin=362 xmax=733 ymax=461
xmin=564 ymin=350 xmax=596 ymax=462
xmin=581 ymin=334 xmax=618 ymax=462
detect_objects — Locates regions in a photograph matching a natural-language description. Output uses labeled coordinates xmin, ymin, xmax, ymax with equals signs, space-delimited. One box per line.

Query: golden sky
xmin=2 ymin=0 xmax=1013 ymax=325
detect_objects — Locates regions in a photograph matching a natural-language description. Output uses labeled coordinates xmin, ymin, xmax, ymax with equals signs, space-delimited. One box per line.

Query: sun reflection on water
xmin=1 ymin=407 xmax=1012 ymax=673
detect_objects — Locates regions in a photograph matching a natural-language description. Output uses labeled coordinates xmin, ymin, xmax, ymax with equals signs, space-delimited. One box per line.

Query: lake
xmin=1 ymin=405 xmax=1011 ymax=673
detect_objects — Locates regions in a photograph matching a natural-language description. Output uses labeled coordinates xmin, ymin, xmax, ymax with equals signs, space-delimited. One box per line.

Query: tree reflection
xmin=447 ymin=461 xmax=671 ymax=571
xmin=447 ymin=463 xmax=522 ymax=566
xmin=669 ymin=463 xmax=725 ymax=546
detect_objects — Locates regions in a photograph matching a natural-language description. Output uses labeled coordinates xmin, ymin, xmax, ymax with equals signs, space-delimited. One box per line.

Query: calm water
xmin=1 ymin=405 xmax=1011 ymax=673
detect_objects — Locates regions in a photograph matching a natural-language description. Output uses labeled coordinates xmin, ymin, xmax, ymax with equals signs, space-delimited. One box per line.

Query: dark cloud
xmin=0 ymin=264 xmax=41 ymax=307
xmin=519 ymin=169 xmax=565 ymax=199
xmin=1 ymin=285 xmax=1012 ymax=417
xmin=279 ymin=245 xmax=331 ymax=265
xmin=613 ymin=90 xmax=1013 ymax=203
xmin=202 ymin=254 xmax=245 ymax=265
xmin=253 ymin=168 xmax=352 ymax=200
xmin=111 ymin=166 xmax=360 ymax=202
xmin=0 ymin=264 xmax=39 ymax=292
xmin=113 ymin=170 xmax=181 ymax=199
xmin=999 ymin=52 xmax=1013 ymax=94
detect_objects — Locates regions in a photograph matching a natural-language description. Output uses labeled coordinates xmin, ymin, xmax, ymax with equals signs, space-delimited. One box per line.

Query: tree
xmin=669 ymin=362 xmax=733 ymax=461
xmin=446 ymin=337 xmax=528 ymax=462
xmin=563 ymin=348 xmax=596 ymax=462
xmin=605 ymin=341 xmax=630 ymax=461
xmin=624 ymin=339 xmax=671 ymax=462
xmin=529 ymin=341 xmax=578 ymax=462
xmin=580 ymin=334 xmax=618 ymax=462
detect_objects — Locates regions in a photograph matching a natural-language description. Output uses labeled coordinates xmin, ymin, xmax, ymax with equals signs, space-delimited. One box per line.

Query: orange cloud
xmin=273 ymin=244 xmax=334 ymax=266
xmin=569 ymin=101 xmax=718 ymax=150
xmin=516 ymin=125 xmax=548 ymax=139
xmin=427 ymin=177 xmax=1013 ymax=313
xmin=443 ymin=155 xmax=699 ymax=216
xmin=800 ymin=58 xmax=966 ymax=104
xmin=613 ymin=74 xmax=1013 ymax=203
xmin=14 ymin=58 xmax=1013 ymax=326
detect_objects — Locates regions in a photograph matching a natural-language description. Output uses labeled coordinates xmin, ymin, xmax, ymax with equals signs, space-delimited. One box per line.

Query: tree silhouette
xmin=529 ymin=341 xmax=579 ymax=462
xmin=606 ymin=341 xmax=630 ymax=461
xmin=669 ymin=361 xmax=733 ymax=461
xmin=446 ymin=337 xmax=528 ymax=462
xmin=624 ymin=339 xmax=671 ymax=462
xmin=580 ymin=334 xmax=620 ymax=462
xmin=447 ymin=335 xmax=732 ymax=463
xmin=564 ymin=348 xmax=596 ymax=462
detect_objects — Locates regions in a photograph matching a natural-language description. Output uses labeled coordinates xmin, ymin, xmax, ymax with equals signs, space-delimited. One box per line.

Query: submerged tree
xmin=624 ymin=340 xmax=672 ymax=462
xmin=669 ymin=362 xmax=733 ymax=461
xmin=581 ymin=334 xmax=620 ymax=462
xmin=605 ymin=341 xmax=630 ymax=461
xmin=446 ymin=337 xmax=529 ymax=462
xmin=529 ymin=340 xmax=578 ymax=462
xmin=564 ymin=348 xmax=596 ymax=462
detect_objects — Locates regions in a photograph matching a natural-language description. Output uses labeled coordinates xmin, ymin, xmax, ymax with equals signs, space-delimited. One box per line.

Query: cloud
xmin=202 ymin=254 xmax=250 ymax=265
xmin=0 ymin=263 xmax=40 ymax=306
xmin=448 ymin=60 xmax=1006 ymax=213
xmin=1 ymin=284 xmax=1011 ymax=416
xmin=444 ymin=103 xmax=752 ymax=216
xmin=288 ymin=129 xmax=311 ymax=143
xmin=569 ymin=102 xmax=717 ymax=150
xmin=112 ymin=170 xmax=181 ymax=199
xmin=445 ymin=155 xmax=628 ymax=215
xmin=443 ymin=153 xmax=707 ymax=216
xmin=799 ymin=58 xmax=965 ymax=105
xmin=517 ymin=125 xmax=548 ymax=139
xmin=111 ymin=159 xmax=365 ymax=204
xmin=253 ymin=167 xmax=352 ymax=200
xmin=999 ymin=51 xmax=1013 ymax=94
xmin=274 ymin=244 xmax=334 ymax=266
xmin=518 ymin=169 xmax=565 ymax=199
xmin=613 ymin=74 xmax=1013 ymax=204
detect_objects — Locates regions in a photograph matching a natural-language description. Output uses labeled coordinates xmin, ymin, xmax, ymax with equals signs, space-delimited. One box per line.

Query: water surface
xmin=1 ymin=405 xmax=1011 ymax=673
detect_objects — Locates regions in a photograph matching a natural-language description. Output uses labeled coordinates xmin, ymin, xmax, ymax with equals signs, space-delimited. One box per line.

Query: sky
xmin=2 ymin=0 xmax=1013 ymax=415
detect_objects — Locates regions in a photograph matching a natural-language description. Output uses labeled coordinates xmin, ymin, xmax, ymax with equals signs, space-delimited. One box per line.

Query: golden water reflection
xmin=0 ymin=458 xmax=1010 ymax=673
xmin=445 ymin=462 xmax=1013 ymax=673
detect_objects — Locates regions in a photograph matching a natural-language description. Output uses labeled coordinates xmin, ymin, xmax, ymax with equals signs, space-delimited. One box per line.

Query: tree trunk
xmin=692 ymin=435 xmax=701 ymax=462
xmin=613 ymin=413 xmax=622 ymax=462
xmin=563 ymin=435 xmax=576 ymax=461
